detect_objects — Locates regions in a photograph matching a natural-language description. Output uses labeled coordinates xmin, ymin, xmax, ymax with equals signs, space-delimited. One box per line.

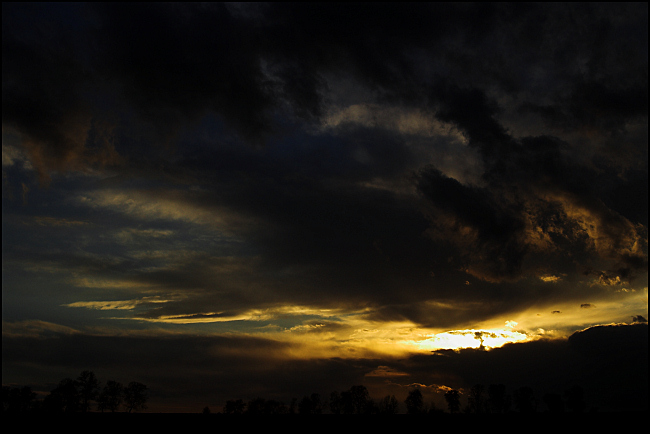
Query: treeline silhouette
xmin=204 ymin=383 xmax=591 ymax=415
xmin=2 ymin=371 xmax=148 ymax=414
xmin=2 ymin=376 xmax=606 ymax=415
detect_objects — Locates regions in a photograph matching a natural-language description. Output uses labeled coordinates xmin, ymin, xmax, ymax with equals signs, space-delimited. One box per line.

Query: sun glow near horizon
xmin=59 ymin=290 xmax=647 ymax=358
xmin=403 ymin=325 xmax=532 ymax=352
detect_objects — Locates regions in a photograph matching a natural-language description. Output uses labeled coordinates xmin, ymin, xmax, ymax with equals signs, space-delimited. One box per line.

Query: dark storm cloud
xmin=417 ymin=166 xmax=528 ymax=281
xmin=4 ymin=3 xmax=646 ymax=200
xmin=5 ymin=3 xmax=646 ymax=129
xmin=416 ymin=74 xmax=647 ymax=282
xmin=3 ymin=2 xmax=646 ymax=268
xmin=417 ymin=136 xmax=647 ymax=283
xmin=2 ymin=3 xmax=267 ymax=180
xmin=514 ymin=4 xmax=648 ymax=136
xmin=1 ymin=3 xmax=122 ymax=182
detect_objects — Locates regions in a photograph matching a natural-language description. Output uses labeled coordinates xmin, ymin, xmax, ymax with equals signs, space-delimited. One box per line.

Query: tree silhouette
xmin=43 ymin=378 xmax=81 ymax=413
xmin=513 ymin=386 xmax=537 ymax=413
xmin=468 ymin=384 xmax=486 ymax=414
xmin=262 ymin=399 xmax=290 ymax=414
xmin=2 ymin=386 xmax=36 ymax=413
xmin=339 ymin=385 xmax=374 ymax=414
xmin=378 ymin=395 xmax=399 ymax=414
xmin=565 ymin=385 xmax=585 ymax=413
xmin=97 ymin=380 xmax=124 ymax=413
xmin=123 ymin=381 xmax=148 ymax=413
xmin=244 ymin=397 xmax=266 ymax=414
xmin=288 ymin=397 xmax=298 ymax=414
xmin=298 ymin=393 xmax=322 ymax=414
xmin=223 ymin=399 xmax=245 ymax=414
xmin=77 ymin=371 xmax=100 ymax=412
xmin=4 ymin=372 xmax=149 ymax=414
xmin=444 ymin=389 xmax=461 ymax=413
xmin=328 ymin=391 xmax=342 ymax=414
xmin=543 ymin=393 xmax=565 ymax=413
xmin=487 ymin=384 xmax=509 ymax=414
xmin=425 ymin=401 xmax=444 ymax=414
xmin=244 ymin=398 xmax=290 ymax=414
xmin=405 ymin=388 xmax=425 ymax=414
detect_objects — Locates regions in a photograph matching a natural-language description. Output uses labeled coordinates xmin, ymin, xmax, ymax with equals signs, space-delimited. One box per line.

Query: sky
xmin=2 ymin=3 xmax=648 ymax=413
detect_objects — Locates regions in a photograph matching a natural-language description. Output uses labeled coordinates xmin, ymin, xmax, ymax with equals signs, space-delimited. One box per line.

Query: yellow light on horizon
xmin=403 ymin=327 xmax=531 ymax=352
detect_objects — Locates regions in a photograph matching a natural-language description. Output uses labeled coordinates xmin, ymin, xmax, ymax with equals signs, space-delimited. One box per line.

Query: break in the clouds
xmin=2 ymin=3 xmax=647 ymax=412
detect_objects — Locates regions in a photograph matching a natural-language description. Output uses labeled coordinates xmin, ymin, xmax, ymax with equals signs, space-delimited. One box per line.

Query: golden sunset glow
xmin=406 ymin=327 xmax=531 ymax=352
